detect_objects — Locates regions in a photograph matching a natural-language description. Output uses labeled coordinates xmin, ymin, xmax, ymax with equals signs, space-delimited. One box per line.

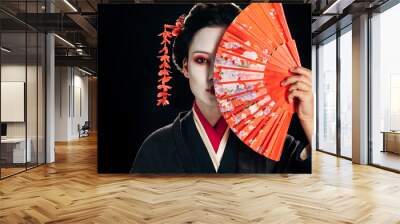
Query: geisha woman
xmin=131 ymin=3 xmax=313 ymax=173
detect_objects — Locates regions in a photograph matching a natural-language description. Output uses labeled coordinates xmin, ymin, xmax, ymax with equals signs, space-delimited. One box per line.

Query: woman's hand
xmin=281 ymin=67 xmax=314 ymax=145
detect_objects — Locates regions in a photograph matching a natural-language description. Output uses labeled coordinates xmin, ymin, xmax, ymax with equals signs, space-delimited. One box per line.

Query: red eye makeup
xmin=192 ymin=53 xmax=210 ymax=65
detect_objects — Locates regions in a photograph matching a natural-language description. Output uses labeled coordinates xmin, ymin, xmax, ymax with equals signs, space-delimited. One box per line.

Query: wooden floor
xmin=1 ymin=163 xmax=44 ymax=178
xmin=1 ymin=135 xmax=400 ymax=223
xmin=1 ymin=167 xmax=26 ymax=178
xmin=372 ymin=151 xmax=400 ymax=171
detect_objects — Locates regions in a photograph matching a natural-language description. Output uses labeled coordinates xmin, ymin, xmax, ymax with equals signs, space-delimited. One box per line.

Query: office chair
xmin=79 ymin=121 xmax=90 ymax=138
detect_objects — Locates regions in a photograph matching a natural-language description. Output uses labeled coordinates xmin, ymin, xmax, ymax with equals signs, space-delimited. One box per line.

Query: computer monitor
xmin=1 ymin=123 xmax=7 ymax=137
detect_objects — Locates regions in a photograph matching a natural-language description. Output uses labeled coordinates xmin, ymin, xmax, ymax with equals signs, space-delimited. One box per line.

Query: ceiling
xmin=0 ymin=0 xmax=394 ymax=74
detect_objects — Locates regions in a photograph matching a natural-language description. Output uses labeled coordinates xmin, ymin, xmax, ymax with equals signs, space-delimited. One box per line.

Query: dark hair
xmin=172 ymin=3 xmax=241 ymax=73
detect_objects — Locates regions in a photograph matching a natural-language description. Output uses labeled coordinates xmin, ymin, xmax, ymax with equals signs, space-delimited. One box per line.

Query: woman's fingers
xmin=287 ymin=89 xmax=311 ymax=103
xmin=280 ymin=66 xmax=313 ymax=103
xmin=288 ymin=81 xmax=311 ymax=93
xmin=285 ymin=67 xmax=314 ymax=143
xmin=290 ymin=67 xmax=312 ymax=79
xmin=281 ymin=75 xmax=312 ymax=88
xmin=281 ymin=66 xmax=312 ymax=90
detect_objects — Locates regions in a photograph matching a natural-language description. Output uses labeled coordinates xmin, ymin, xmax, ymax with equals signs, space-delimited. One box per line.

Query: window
xmin=370 ymin=3 xmax=400 ymax=171
xmin=339 ymin=28 xmax=352 ymax=158
xmin=317 ymin=36 xmax=337 ymax=154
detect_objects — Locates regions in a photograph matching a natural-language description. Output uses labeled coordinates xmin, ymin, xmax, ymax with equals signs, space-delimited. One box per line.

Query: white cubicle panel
xmin=1 ymin=82 xmax=25 ymax=122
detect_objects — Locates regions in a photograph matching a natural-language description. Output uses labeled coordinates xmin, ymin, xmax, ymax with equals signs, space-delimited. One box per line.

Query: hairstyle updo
xmin=172 ymin=3 xmax=241 ymax=73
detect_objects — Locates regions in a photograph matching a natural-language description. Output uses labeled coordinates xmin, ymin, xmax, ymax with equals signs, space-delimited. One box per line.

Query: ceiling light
xmin=323 ymin=0 xmax=344 ymax=15
xmin=1 ymin=47 xmax=11 ymax=53
xmin=322 ymin=0 xmax=356 ymax=15
xmin=77 ymin=67 xmax=93 ymax=76
xmin=63 ymin=0 xmax=78 ymax=12
xmin=54 ymin=34 xmax=75 ymax=48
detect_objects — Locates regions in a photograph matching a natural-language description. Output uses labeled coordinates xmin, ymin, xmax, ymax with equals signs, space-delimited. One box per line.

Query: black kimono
xmin=131 ymin=110 xmax=311 ymax=173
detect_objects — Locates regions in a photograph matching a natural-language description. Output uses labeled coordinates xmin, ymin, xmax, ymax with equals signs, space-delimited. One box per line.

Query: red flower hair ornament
xmin=157 ymin=15 xmax=185 ymax=106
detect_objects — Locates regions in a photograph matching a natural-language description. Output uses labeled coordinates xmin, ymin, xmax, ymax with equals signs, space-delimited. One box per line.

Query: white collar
xmin=192 ymin=109 xmax=230 ymax=172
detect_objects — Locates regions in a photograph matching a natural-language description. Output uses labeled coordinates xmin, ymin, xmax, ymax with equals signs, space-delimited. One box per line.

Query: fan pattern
xmin=213 ymin=3 xmax=301 ymax=161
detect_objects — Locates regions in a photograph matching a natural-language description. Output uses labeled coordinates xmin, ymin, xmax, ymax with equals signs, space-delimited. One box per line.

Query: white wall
xmin=72 ymin=73 xmax=89 ymax=138
xmin=55 ymin=66 xmax=69 ymax=141
xmin=1 ymin=63 xmax=46 ymax=164
xmin=1 ymin=64 xmax=39 ymax=137
xmin=55 ymin=66 xmax=89 ymax=141
xmin=1 ymin=65 xmax=27 ymax=141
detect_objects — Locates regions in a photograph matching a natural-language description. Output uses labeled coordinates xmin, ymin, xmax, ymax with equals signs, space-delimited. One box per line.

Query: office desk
xmin=381 ymin=131 xmax=400 ymax=154
xmin=1 ymin=138 xmax=31 ymax=163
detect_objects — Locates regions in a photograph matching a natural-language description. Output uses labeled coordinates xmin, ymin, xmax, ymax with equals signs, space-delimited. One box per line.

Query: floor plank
xmin=1 ymin=134 xmax=400 ymax=223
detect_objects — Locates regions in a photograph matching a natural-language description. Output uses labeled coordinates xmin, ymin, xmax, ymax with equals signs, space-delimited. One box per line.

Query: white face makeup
xmin=183 ymin=26 xmax=225 ymax=109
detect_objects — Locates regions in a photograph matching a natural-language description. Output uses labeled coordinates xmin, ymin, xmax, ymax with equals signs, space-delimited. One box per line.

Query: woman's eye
xmin=194 ymin=57 xmax=208 ymax=64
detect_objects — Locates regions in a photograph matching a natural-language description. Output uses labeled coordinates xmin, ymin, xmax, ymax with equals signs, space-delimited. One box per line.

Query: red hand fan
xmin=213 ymin=3 xmax=301 ymax=161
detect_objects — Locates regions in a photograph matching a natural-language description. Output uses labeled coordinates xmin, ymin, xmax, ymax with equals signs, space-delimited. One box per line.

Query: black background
xmin=98 ymin=3 xmax=311 ymax=173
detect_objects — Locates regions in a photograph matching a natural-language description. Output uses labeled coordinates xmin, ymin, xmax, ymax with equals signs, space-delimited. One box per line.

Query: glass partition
xmin=0 ymin=1 xmax=46 ymax=179
xmin=1 ymin=31 xmax=28 ymax=177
